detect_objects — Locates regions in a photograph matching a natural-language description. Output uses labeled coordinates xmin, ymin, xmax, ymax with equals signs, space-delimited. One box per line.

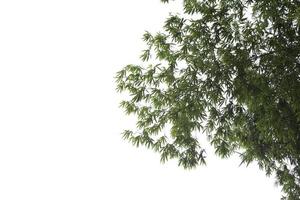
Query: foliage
xmin=116 ymin=0 xmax=300 ymax=199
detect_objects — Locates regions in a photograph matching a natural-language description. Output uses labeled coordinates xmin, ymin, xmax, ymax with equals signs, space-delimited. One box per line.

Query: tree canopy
xmin=115 ymin=0 xmax=300 ymax=199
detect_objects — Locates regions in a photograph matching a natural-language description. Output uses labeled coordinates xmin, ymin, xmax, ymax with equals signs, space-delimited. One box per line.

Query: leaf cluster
xmin=116 ymin=0 xmax=300 ymax=198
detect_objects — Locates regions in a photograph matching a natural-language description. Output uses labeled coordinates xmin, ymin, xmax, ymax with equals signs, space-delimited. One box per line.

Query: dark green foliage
xmin=116 ymin=0 xmax=300 ymax=199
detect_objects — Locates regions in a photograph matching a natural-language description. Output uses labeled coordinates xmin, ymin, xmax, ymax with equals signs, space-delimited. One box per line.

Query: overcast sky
xmin=0 ymin=1 xmax=282 ymax=199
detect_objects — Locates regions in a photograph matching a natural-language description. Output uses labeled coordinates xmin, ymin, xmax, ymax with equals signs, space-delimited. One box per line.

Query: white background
xmin=0 ymin=1 xmax=282 ymax=199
